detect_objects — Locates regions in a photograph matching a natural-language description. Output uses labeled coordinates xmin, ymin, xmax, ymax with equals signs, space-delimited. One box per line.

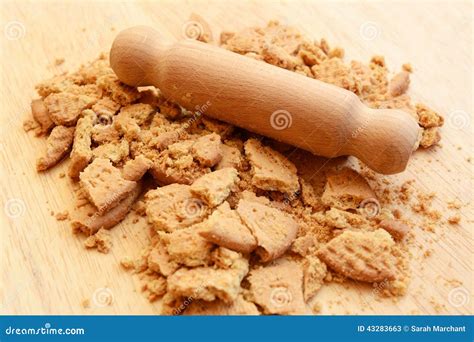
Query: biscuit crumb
xmin=84 ymin=228 xmax=113 ymax=253
xmin=55 ymin=211 xmax=69 ymax=221
xmin=447 ymin=214 xmax=461 ymax=225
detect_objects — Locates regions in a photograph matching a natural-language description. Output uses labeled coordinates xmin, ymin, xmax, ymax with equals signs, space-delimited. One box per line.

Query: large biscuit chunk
xmin=316 ymin=229 xmax=396 ymax=282
xmin=190 ymin=168 xmax=239 ymax=207
xmin=167 ymin=249 xmax=248 ymax=303
xmin=36 ymin=126 xmax=75 ymax=171
xmin=145 ymin=184 xmax=209 ymax=232
xmin=163 ymin=224 xmax=214 ymax=267
xmin=44 ymin=92 xmax=96 ymax=126
xmin=247 ymin=258 xmax=307 ymax=315
xmin=71 ymin=182 xmax=142 ymax=235
xmin=191 ymin=133 xmax=223 ymax=167
xmin=244 ymin=139 xmax=299 ymax=194
xmin=184 ymin=295 xmax=260 ymax=315
xmin=80 ymin=158 xmax=137 ymax=212
xmin=69 ymin=110 xmax=95 ymax=178
xmin=321 ymin=167 xmax=376 ymax=210
xmin=236 ymin=199 xmax=298 ymax=262
xmin=199 ymin=202 xmax=257 ymax=254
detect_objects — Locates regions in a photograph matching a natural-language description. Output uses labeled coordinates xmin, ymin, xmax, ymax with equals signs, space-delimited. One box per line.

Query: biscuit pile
xmin=25 ymin=20 xmax=445 ymax=315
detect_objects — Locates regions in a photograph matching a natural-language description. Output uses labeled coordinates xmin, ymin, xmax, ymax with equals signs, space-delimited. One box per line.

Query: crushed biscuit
xmin=248 ymin=258 xmax=307 ymax=315
xmin=190 ymin=167 xmax=239 ymax=207
xmin=80 ymin=158 xmax=137 ymax=212
xmin=244 ymin=138 xmax=299 ymax=194
xmin=317 ymin=229 xmax=396 ymax=282
xmin=145 ymin=184 xmax=210 ymax=232
xmin=236 ymin=199 xmax=298 ymax=262
xmin=84 ymin=228 xmax=113 ymax=253
xmin=36 ymin=126 xmax=75 ymax=171
xmin=199 ymin=202 xmax=257 ymax=254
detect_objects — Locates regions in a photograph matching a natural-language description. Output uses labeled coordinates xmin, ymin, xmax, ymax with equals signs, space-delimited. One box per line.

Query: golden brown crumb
xmin=81 ymin=299 xmax=90 ymax=309
xmin=447 ymin=214 xmax=461 ymax=225
xmin=54 ymin=58 xmax=65 ymax=66
xmin=55 ymin=211 xmax=69 ymax=221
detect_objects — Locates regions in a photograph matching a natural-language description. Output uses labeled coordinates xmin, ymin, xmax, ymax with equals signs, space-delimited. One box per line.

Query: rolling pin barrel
xmin=110 ymin=26 xmax=420 ymax=174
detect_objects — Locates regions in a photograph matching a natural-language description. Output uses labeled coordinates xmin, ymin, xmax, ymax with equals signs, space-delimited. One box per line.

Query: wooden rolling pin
xmin=110 ymin=26 xmax=420 ymax=174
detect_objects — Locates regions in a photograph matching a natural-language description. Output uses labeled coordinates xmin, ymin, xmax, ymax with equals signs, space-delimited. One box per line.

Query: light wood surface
xmin=0 ymin=0 xmax=472 ymax=315
xmin=110 ymin=26 xmax=419 ymax=174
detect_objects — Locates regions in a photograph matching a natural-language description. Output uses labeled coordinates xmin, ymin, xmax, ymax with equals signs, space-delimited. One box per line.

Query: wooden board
xmin=0 ymin=0 xmax=472 ymax=315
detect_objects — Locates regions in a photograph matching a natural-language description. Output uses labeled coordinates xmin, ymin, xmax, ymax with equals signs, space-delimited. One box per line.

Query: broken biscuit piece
xmin=216 ymin=144 xmax=242 ymax=170
xmin=80 ymin=158 xmax=137 ymax=212
xmin=199 ymin=202 xmax=257 ymax=254
xmin=388 ymin=71 xmax=410 ymax=97
xmin=190 ymin=168 xmax=239 ymax=207
xmin=167 ymin=250 xmax=248 ymax=303
xmin=324 ymin=207 xmax=370 ymax=229
xmin=71 ymin=182 xmax=142 ymax=235
xmin=96 ymin=74 xmax=140 ymax=106
xmin=69 ymin=110 xmax=95 ymax=178
xmin=148 ymin=236 xmax=179 ymax=276
xmin=121 ymin=155 xmax=152 ymax=181
xmin=321 ymin=167 xmax=376 ymax=210
xmin=31 ymin=99 xmax=54 ymax=135
xmin=191 ymin=133 xmax=223 ymax=167
xmin=91 ymin=96 xmax=120 ymax=116
xmin=150 ymin=139 xmax=210 ymax=185
xmin=317 ymin=229 xmax=396 ymax=283
xmin=92 ymin=139 xmax=129 ymax=164
xmin=36 ymin=126 xmax=75 ymax=171
xmin=113 ymin=103 xmax=155 ymax=140
xmin=379 ymin=219 xmax=409 ymax=241
xmin=43 ymin=92 xmax=96 ymax=126
xmin=184 ymin=295 xmax=260 ymax=315
xmin=236 ymin=199 xmax=298 ymax=262
xmin=145 ymin=183 xmax=209 ymax=232
xmin=163 ymin=224 xmax=214 ymax=267
xmin=302 ymin=255 xmax=327 ymax=302
xmin=416 ymin=103 xmax=444 ymax=128
xmin=248 ymin=258 xmax=307 ymax=315
xmin=244 ymin=139 xmax=299 ymax=194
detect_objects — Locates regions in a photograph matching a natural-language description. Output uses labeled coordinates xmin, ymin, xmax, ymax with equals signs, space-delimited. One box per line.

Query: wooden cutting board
xmin=0 ymin=0 xmax=472 ymax=315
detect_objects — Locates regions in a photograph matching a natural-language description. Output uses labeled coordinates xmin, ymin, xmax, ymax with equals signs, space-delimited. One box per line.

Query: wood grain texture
xmin=0 ymin=0 xmax=472 ymax=315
